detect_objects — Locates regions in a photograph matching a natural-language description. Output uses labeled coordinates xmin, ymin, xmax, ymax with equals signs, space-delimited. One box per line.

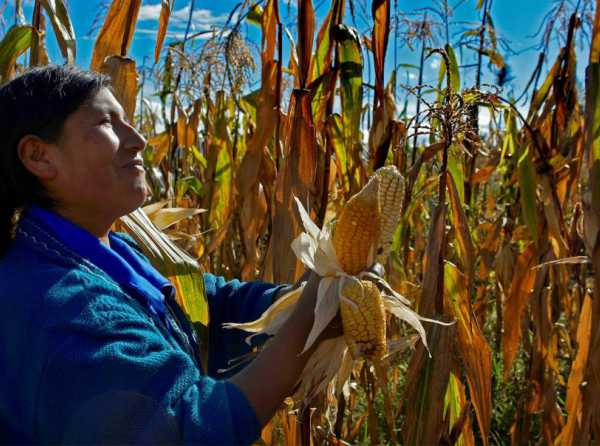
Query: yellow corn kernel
xmin=332 ymin=177 xmax=381 ymax=275
xmin=374 ymin=166 xmax=404 ymax=263
xmin=340 ymin=279 xmax=386 ymax=360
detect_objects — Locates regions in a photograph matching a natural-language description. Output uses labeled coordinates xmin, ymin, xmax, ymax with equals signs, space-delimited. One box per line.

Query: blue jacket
xmin=0 ymin=212 xmax=283 ymax=445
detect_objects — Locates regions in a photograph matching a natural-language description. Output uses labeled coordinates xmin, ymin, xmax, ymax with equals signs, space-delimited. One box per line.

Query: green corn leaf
xmin=336 ymin=24 xmax=363 ymax=147
xmin=517 ymin=144 xmax=538 ymax=243
xmin=448 ymin=144 xmax=465 ymax=204
xmin=246 ymin=3 xmax=263 ymax=27
xmin=445 ymin=44 xmax=461 ymax=92
xmin=119 ymin=209 xmax=209 ymax=370
xmin=0 ymin=25 xmax=34 ymax=81
xmin=587 ymin=63 xmax=600 ymax=217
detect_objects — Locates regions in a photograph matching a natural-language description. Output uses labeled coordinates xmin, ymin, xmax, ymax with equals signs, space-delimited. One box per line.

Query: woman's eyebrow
xmin=107 ymin=107 xmax=131 ymax=124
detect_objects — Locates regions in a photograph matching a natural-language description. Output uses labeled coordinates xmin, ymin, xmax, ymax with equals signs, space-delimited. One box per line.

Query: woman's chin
xmin=120 ymin=183 xmax=149 ymax=216
xmin=132 ymin=184 xmax=149 ymax=209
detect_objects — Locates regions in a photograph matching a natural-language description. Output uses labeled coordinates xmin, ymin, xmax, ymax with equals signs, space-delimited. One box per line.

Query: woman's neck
xmin=51 ymin=206 xmax=112 ymax=246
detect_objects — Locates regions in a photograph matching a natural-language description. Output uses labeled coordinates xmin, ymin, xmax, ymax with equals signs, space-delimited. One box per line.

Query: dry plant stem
xmin=476 ymin=0 xmax=490 ymax=89
xmin=318 ymin=134 xmax=333 ymax=228
xmin=374 ymin=361 xmax=397 ymax=444
xmin=464 ymin=0 xmax=491 ymax=205
xmin=275 ymin=22 xmax=283 ymax=169
xmin=436 ymin=156 xmax=449 ymax=315
xmin=334 ymin=392 xmax=346 ymax=438
xmin=362 ymin=365 xmax=380 ymax=445
xmin=411 ymin=13 xmax=427 ymax=166
xmin=229 ymin=272 xmax=321 ymax=426
xmin=30 ymin=0 xmax=42 ymax=67
xmin=551 ymin=13 xmax=578 ymax=149
xmin=165 ymin=0 xmax=195 ymax=194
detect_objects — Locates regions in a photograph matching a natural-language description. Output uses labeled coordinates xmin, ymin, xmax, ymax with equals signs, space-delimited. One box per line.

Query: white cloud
xmin=135 ymin=28 xmax=163 ymax=38
xmin=136 ymin=3 xmax=232 ymax=39
xmin=136 ymin=27 xmax=220 ymax=40
xmin=171 ymin=6 xmax=234 ymax=27
xmin=139 ymin=4 xmax=163 ymax=21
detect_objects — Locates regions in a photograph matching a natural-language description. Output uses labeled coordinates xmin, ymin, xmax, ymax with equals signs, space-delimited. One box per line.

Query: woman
xmin=0 ymin=65 xmax=323 ymax=445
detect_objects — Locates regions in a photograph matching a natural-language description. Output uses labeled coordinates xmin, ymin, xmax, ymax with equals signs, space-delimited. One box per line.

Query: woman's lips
xmin=123 ymin=158 xmax=145 ymax=173
xmin=123 ymin=158 xmax=144 ymax=168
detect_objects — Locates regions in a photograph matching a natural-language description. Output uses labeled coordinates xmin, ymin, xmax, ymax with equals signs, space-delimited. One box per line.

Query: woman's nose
xmin=124 ymin=123 xmax=147 ymax=152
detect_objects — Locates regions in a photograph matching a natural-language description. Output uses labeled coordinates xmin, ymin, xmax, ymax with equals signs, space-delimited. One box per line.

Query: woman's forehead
xmin=81 ymin=88 xmax=124 ymax=115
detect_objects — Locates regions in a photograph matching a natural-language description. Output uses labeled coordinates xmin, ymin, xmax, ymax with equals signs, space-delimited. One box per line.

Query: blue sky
xmin=3 ymin=0 xmax=591 ymax=110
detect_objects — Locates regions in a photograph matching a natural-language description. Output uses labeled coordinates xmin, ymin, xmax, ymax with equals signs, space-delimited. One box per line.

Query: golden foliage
xmin=3 ymin=0 xmax=600 ymax=443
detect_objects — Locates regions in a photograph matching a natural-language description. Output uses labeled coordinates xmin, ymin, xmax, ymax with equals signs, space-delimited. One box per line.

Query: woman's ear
xmin=17 ymin=135 xmax=58 ymax=181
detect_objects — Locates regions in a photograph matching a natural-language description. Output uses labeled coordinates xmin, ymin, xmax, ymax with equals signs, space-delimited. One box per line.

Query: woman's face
xmin=47 ymin=87 xmax=148 ymax=229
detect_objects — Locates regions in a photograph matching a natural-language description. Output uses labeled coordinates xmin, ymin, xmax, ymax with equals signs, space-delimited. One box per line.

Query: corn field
xmin=2 ymin=0 xmax=600 ymax=444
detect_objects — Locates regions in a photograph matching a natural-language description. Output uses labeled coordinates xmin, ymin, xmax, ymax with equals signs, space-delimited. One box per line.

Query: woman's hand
xmin=228 ymin=271 xmax=322 ymax=425
xmin=273 ymin=268 xmax=312 ymax=301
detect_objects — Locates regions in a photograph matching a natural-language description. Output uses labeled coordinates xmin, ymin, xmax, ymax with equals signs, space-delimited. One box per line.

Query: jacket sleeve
xmin=203 ymin=273 xmax=286 ymax=377
xmin=37 ymin=282 xmax=261 ymax=446
xmin=108 ymin=234 xmax=286 ymax=377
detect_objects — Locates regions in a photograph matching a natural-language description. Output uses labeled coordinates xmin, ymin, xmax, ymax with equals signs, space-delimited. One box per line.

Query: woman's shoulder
xmin=0 ymin=234 xmax=75 ymax=297
xmin=0 ymin=232 xmax=141 ymax=328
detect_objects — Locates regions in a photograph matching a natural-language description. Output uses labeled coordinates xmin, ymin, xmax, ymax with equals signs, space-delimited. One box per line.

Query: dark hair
xmin=0 ymin=65 xmax=111 ymax=255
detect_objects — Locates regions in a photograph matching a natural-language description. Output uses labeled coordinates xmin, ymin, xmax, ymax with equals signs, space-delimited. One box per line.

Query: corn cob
xmin=332 ymin=177 xmax=381 ymax=275
xmin=374 ymin=166 xmax=404 ymax=263
xmin=340 ymin=279 xmax=386 ymax=360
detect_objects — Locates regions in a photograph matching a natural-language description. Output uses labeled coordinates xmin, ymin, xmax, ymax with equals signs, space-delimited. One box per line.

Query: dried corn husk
xmin=224 ymin=169 xmax=451 ymax=402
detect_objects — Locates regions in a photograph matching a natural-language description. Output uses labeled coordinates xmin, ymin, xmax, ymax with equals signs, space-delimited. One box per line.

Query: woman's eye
xmin=100 ymin=118 xmax=112 ymax=126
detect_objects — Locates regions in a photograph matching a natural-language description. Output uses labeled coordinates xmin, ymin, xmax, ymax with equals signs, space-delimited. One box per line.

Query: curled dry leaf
xmin=99 ymin=55 xmax=138 ymax=123
xmin=90 ymin=0 xmax=142 ymax=70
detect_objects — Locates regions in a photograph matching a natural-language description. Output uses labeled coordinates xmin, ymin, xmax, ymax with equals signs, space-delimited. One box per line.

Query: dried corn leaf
xmin=40 ymin=0 xmax=76 ymax=63
xmin=445 ymin=263 xmax=492 ymax=445
xmin=555 ymin=294 xmax=591 ymax=444
xmin=578 ymin=10 xmax=600 ymax=439
xmin=402 ymin=319 xmax=455 ymax=445
xmin=270 ymin=11 xmax=319 ymax=284
xmin=148 ymin=130 xmax=171 ymax=166
xmin=371 ymin=0 xmax=390 ymax=103
xmin=448 ymin=169 xmax=475 ymax=284
xmin=420 ymin=203 xmax=446 ymax=317
xmin=503 ymin=243 xmax=538 ymax=378
xmin=368 ymin=74 xmax=396 ymax=170
xmin=99 ymin=55 xmax=138 ymax=123
xmin=444 ymin=372 xmax=475 ymax=446
xmin=30 ymin=2 xmax=49 ymax=67
xmin=91 ymin=0 xmax=142 ymax=70
xmin=154 ymin=0 xmax=171 ymax=64
xmin=297 ymin=0 xmax=315 ymax=87
xmin=149 ymin=207 xmax=206 ymax=231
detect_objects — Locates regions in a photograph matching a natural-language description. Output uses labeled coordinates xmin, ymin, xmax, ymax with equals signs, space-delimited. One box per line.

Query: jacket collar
xmin=18 ymin=207 xmax=173 ymax=318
